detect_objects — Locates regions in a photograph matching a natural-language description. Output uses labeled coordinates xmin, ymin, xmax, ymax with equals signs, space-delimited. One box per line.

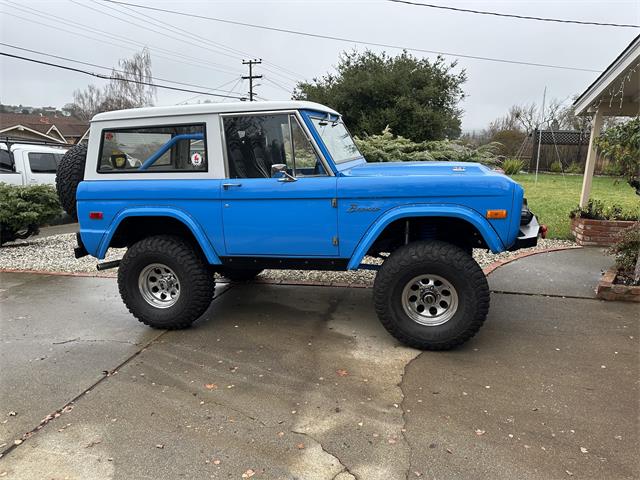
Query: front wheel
xmin=118 ymin=235 xmax=215 ymax=329
xmin=373 ymin=240 xmax=489 ymax=350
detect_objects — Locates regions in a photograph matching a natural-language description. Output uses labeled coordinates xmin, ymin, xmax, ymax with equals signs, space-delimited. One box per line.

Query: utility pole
xmin=242 ymin=59 xmax=262 ymax=101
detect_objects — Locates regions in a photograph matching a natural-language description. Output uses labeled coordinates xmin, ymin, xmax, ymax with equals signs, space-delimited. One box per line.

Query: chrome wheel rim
xmin=138 ymin=263 xmax=180 ymax=308
xmin=401 ymin=274 xmax=458 ymax=326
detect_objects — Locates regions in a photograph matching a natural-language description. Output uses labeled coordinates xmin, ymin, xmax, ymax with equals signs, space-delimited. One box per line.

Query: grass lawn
xmin=511 ymin=173 xmax=639 ymax=239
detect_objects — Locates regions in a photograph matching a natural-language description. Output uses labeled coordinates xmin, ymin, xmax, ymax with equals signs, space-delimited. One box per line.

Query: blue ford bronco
xmin=56 ymin=101 xmax=542 ymax=350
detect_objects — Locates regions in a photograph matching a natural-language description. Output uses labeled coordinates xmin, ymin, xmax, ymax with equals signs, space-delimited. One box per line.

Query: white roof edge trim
xmin=91 ymin=101 xmax=339 ymax=123
xmin=573 ymin=35 xmax=640 ymax=116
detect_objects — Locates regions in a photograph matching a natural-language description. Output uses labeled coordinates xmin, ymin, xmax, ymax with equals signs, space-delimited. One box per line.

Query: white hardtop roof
xmin=0 ymin=142 xmax=68 ymax=153
xmin=91 ymin=100 xmax=339 ymax=123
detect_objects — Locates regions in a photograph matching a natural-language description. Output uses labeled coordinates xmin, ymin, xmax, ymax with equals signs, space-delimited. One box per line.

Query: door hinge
xmin=332 ymin=236 xmax=339 ymax=246
xmin=331 ymin=198 xmax=337 ymax=208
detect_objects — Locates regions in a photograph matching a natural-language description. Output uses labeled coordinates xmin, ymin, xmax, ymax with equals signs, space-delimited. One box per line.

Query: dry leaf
xmin=580 ymin=447 xmax=588 ymax=453
xmin=205 ymin=384 xmax=218 ymax=390
xmin=336 ymin=369 xmax=349 ymax=377
xmin=242 ymin=469 xmax=256 ymax=478
xmin=155 ymin=444 xmax=164 ymax=449
xmin=475 ymin=429 xmax=486 ymax=436
xmin=296 ymin=443 xmax=305 ymax=450
xmin=213 ymin=459 xmax=221 ymax=465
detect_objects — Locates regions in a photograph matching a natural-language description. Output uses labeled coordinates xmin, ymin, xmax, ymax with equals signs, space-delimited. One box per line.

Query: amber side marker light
xmin=486 ymin=209 xmax=507 ymax=219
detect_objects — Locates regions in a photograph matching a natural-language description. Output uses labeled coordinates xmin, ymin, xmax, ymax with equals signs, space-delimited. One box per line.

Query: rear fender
xmin=97 ymin=207 xmax=221 ymax=264
xmin=347 ymin=204 xmax=504 ymax=270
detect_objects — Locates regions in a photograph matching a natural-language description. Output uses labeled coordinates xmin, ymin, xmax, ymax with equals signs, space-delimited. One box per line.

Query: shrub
xmin=566 ymin=162 xmax=583 ymax=174
xmin=354 ymin=126 xmax=501 ymax=166
xmin=501 ymin=158 xmax=524 ymax=175
xmin=549 ymin=160 xmax=563 ymax=173
xmin=601 ymin=162 xmax=622 ymax=177
xmin=608 ymin=223 xmax=640 ymax=285
xmin=569 ymin=199 xmax=637 ymax=222
xmin=0 ymin=183 xmax=61 ymax=245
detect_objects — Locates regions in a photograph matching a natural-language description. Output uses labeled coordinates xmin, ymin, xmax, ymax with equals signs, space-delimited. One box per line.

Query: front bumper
xmin=509 ymin=214 xmax=544 ymax=251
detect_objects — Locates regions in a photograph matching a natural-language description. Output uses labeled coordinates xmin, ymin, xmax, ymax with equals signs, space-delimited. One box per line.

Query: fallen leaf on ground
xmin=205 ymin=384 xmax=218 ymax=390
xmin=336 ymin=369 xmax=349 ymax=377
xmin=296 ymin=443 xmax=305 ymax=449
xmin=85 ymin=439 xmax=101 ymax=448
xmin=213 ymin=459 xmax=221 ymax=465
xmin=580 ymin=447 xmax=588 ymax=453
xmin=7 ymin=412 xmax=16 ymax=417
xmin=242 ymin=469 xmax=256 ymax=478
xmin=565 ymin=470 xmax=574 ymax=476
xmin=155 ymin=444 xmax=164 ymax=449
xmin=475 ymin=429 xmax=486 ymax=436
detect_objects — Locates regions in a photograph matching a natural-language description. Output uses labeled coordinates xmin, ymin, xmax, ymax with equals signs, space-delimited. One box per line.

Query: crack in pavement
xmin=1 ymin=284 xmax=238 ymax=460
xmin=398 ymin=351 xmax=424 ymax=480
xmin=291 ymin=429 xmax=359 ymax=480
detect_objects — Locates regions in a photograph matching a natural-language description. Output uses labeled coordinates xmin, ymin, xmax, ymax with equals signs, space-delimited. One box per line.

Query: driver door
xmin=220 ymin=113 xmax=338 ymax=257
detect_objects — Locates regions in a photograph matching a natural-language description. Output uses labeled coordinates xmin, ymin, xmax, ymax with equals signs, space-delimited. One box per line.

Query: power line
xmin=104 ymin=0 xmax=603 ymax=73
xmin=387 ymin=0 xmax=640 ymax=29
xmin=1 ymin=1 xmax=242 ymax=77
xmin=0 ymin=52 xmax=247 ymax=99
xmin=0 ymin=42 xmax=243 ymax=94
xmin=96 ymin=0 xmax=305 ymax=83
xmin=175 ymin=78 xmax=242 ymax=105
xmin=263 ymin=77 xmax=294 ymax=95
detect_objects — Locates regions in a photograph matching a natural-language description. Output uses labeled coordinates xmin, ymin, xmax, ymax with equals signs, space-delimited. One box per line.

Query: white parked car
xmin=0 ymin=141 xmax=68 ymax=186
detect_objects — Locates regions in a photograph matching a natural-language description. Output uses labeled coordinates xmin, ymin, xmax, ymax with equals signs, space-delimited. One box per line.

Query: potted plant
xmin=596 ymin=224 xmax=640 ymax=301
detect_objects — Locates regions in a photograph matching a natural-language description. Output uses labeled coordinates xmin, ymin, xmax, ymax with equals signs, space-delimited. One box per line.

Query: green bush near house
xmin=566 ymin=162 xmax=583 ymax=174
xmin=609 ymin=224 xmax=640 ymax=285
xmin=0 ymin=183 xmax=62 ymax=245
xmin=549 ymin=160 xmax=563 ymax=173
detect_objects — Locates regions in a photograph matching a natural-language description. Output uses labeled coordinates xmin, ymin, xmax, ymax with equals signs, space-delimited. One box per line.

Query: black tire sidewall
xmin=386 ymin=259 xmax=477 ymax=342
xmin=121 ymin=250 xmax=192 ymax=327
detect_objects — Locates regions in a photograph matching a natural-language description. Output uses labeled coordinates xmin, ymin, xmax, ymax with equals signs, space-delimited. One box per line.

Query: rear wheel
xmin=217 ymin=267 xmax=263 ymax=282
xmin=373 ymin=240 xmax=489 ymax=350
xmin=118 ymin=235 xmax=215 ymax=329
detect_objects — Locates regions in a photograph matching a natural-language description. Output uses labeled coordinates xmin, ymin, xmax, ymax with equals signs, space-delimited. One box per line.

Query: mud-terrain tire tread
xmin=373 ymin=240 xmax=489 ymax=350
xmin=55 ymin=143 xmax=87 ymax=220
xmin=218 ymin=268 xmax=263 ymax=282
xmin=118 ymin=235 xmax=215 ymax=329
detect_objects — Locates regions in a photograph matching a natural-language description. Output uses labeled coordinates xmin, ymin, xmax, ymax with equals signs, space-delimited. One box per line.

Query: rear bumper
xmin=509 ymin=215 xmax=543 ymax=251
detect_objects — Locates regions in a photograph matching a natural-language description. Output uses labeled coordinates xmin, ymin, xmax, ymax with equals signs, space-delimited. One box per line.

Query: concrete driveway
xmin=0 ymin=248 xmax=638 ymax=479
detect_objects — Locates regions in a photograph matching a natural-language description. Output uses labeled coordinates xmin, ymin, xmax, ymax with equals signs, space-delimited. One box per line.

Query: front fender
xmin=346 ymin=204 xmax=505 ymax=270
xmin=97 ymin=207 xmax=221 ymax=264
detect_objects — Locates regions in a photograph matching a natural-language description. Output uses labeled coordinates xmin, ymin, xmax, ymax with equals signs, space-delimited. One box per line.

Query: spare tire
xmin=56 ymin=143 xmax=87 ymax=220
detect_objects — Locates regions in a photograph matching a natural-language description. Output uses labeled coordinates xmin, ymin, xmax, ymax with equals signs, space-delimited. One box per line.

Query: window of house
xmin=98 ymin=124 xmax=207 ymax=173
xmin=223 ymin=114 xmax=325 ymax=179
xmin=28 ymin=152 xmax=63 ymax=173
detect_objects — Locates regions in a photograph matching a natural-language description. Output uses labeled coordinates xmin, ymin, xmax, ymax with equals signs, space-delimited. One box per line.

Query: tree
xmin=293 ymin=50 xmax=466 ymax=142
xmin=71 ymin=49 xmax=156 ymax=121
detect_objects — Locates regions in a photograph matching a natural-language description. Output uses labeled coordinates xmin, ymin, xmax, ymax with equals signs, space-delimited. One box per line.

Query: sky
xmin=1 ymin=0 xmax=638 ymax=131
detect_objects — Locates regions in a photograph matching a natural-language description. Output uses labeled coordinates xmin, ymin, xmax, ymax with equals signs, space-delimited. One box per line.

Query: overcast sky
xmin=1 ymin=0 xmax=638 ymax=131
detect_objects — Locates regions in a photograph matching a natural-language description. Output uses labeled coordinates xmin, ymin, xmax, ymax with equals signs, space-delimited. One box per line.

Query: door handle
xmin=222 ymin=183 xmax=242 ymax=189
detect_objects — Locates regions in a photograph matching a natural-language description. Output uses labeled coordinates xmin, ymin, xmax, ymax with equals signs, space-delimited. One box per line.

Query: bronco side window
xmin=223 ymin=114 xmax=325 ymax=179
xmin=98 ymin=124 xmax=206 ymax=173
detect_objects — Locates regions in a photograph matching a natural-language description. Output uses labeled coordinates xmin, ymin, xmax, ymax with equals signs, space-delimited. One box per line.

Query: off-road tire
xmin=118 ymin=235 xmax=215 ymax=329
xmin=55 ymin=143 xmax=87 ymax=220
xmin=218 ymin=267 xmax=263 ymax=282
xmin=373 ymin=240 xmax=489 ymax=350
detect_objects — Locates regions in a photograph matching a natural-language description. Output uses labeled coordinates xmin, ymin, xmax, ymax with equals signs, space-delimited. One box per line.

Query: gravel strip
xmin=1 ymin=233 xmax=576 ymax=284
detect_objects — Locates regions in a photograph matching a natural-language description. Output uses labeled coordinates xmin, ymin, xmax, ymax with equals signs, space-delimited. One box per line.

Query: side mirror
xmin=271 ymin=163 xmax=287 ymax=178
xmin=271 ymin=163 xmax=297 ymax=182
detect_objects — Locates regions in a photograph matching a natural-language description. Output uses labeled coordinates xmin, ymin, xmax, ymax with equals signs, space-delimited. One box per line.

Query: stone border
xmin=595 ymin=267 xmax=640 ymax=302
xmin=0 ymin=245 xmax=583 ymax=286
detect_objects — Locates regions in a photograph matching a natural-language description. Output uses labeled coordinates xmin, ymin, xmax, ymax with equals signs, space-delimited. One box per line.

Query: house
xmin=0 ymin=112 xmax=89 ymax=144
xmin=573 ymin=34 xmax=640 ymax=206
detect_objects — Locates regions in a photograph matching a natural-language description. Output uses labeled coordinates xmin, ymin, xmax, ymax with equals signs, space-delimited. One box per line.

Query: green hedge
xmin=0 ymin=183 xmax=62 ymax=245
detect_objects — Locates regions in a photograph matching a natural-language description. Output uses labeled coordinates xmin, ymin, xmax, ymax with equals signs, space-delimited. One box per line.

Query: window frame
xmin=96 ymin=122 xmax=209 ymax=174
xmin=219 ymin=110 xmax=333 ymax=179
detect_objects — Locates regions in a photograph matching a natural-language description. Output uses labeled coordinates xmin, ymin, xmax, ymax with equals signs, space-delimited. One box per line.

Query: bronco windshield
xmin=310 ymin=117 xmax=362 ymax=164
